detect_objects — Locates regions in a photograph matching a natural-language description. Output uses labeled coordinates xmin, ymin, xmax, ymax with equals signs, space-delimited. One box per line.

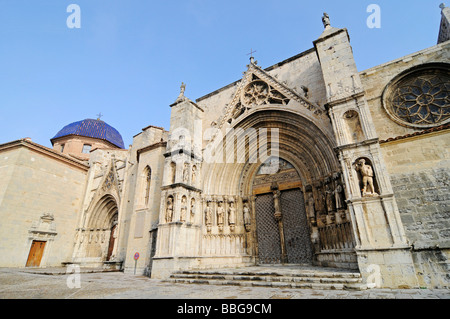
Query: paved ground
xmin=0 ymin=267 xmax=449 ymax=300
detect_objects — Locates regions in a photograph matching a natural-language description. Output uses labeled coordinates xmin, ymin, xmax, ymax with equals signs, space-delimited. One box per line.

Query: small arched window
xmin=144 ymin=166 xmax=152 ymax=206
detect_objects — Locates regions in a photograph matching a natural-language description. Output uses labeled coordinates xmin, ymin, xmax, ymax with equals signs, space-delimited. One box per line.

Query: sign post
xmin=133 ymin=252 xmax=139 ymax=275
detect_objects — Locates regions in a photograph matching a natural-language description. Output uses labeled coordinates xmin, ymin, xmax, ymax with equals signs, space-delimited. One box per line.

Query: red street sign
xmin=134 ymin=252 xmax=139 ymax=260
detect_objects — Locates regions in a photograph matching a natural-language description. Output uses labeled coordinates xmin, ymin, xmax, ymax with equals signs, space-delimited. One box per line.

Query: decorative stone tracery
xmin=383 ymin=64 xmax=450 ymax=128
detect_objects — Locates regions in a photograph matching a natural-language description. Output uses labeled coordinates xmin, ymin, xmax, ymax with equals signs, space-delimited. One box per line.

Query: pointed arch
xmin=86 ymin=194 xmax=119 ymax=230
xmin=201 ymin=108 xmax=340 ymax=196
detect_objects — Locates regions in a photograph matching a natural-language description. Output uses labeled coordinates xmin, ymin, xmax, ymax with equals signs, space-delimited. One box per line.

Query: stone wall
xmin=381 ymin=130 xmax=450 ymax=288
xmin=360 ymin=40 xmax=450 ymax=142
xmin=121 ymin=126 xmax=167 ymax=275
xmin=0 ymin=141 xmax=88 ymax=267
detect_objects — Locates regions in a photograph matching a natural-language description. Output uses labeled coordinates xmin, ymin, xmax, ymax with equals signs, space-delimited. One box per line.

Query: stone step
xmin=176 ymin=269 xmax=361 ymax=279
xmin=164 ymin=277 xmax=366 ymax=290
xmin=164 ymin=267 xmax=368 ymax=290
xmin=169 ymin=273 xmax=363 ymax=284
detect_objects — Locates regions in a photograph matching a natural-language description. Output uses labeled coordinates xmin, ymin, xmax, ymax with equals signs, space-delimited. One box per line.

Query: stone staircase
xmin=164 ymin=265 xmax=369 ymax=290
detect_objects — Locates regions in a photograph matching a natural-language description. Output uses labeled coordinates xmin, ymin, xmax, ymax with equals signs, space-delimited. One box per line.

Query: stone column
xmin=313 ymin=18 xmax=418 ymax=288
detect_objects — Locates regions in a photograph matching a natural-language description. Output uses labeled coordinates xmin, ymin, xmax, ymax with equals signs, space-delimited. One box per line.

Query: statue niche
xmin=180 ymin=196 xmax=187 ymax=222
xmin=165 ymin=195 xmax=174 ymax=223
xmin=217 ymin=200 xmax=225 ymax=232
xmin=243 ymin=200 xmax=251 ymax=232
xmin=228 ymin=199 xmax=236 ymax=232
xmin=355 ymin=158 xmax=379 ymax=197
xmin=343 ymin=110 xmax=364 ymax=144
xmin=204 ymin=200 xmax=213 ymax=232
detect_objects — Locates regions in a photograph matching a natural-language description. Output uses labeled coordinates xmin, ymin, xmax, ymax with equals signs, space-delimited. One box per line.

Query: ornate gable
xmin=100 ymin=159 xmax=122 ymax=197
xmin=86 ymin=157 xmax=122 ymax=213
xmin=220 ymin=61 xmax=324 ymax=128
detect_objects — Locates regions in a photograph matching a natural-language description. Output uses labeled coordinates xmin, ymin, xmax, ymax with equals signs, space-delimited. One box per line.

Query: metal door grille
xmin=255 ymin=193 xmax=281 ymax=264
xmin=281 ymin=189 xmax=313 ymax=264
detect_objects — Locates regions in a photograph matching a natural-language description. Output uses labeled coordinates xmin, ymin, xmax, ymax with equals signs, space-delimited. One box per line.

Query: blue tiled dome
xmin=52 ymin=119 xmax=125 ymax=149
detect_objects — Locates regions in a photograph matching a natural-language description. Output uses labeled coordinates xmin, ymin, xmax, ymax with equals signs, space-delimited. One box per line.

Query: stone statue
xmin=217 ymin=201 xmax=225 ymax=231
xmin=326 ymin=184 xmax=335 ymax=212
xmin=243 ymin=202 xmax=251 ymax=232
xmin=356 ymin=158 xmax=377 ymax=196
xmin=322 ymin=12 xmax=331 ymax=28
xmin=183 ymin=163 xmax=189 ymax=183
xmin=228 ymin=200 xmax=236 ymax=231
xmin=334 ymin=183 xmax=345 ymax=209
xmin=166 ymin=196 xmax=174 ymax=223
xmin=307 ymin=192 xmax=316 ymax=226
xmin=204 ymin=200 xmax=212 ymax=232
xmin=190 ymin=198 xmax=196 ymax=220
xmin=273 ymin=190 xmax=282 ymax=221
xmin=176 ymin=82 xmax=186 ymax=102
xmin=191 ymin=165 xmax=197 ymax=185
xmin=180 ymin=196 xmax=187 ymax=222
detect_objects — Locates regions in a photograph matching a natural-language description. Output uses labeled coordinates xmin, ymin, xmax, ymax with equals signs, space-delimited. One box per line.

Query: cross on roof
xmin=96 ymin=112 xmax=103 ymax=120
xmin=247 ymin=48 xmax=257 ymax=58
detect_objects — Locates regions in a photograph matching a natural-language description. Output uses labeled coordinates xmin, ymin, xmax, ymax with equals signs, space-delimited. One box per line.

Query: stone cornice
xmin=379 ymin=123 xmax=450 ymax=145
xmin=170 ymin=97 xmax=204 ymax=112
xmin=0 ymin=139 xmax=90 ymax=171
xmin=136 ymin=141 xmax=167 ymax=162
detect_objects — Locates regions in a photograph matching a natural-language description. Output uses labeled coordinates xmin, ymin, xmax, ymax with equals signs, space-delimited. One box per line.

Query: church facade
xmin=0 ymin=8 xmax=449 ymax=289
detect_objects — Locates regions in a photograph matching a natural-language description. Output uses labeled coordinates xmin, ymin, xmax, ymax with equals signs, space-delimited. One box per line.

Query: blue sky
xmin=0 ymin=0 xmax=446 ymax=148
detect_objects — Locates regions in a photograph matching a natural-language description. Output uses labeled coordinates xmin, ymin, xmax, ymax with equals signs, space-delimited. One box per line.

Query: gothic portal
xmin=253 ymin=158 xmax=313 ymax=265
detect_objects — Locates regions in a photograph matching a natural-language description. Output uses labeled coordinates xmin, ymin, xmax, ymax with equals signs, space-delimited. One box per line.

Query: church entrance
xmin=253 ymin=158 xmax=313 ymax=265
xmin=26 ymin=240 xmax=46 ymax=267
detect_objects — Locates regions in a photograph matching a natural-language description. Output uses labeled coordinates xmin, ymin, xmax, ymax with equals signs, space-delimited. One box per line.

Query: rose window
xmin=243 ymin=81 xmax=270 ymax=106
xmin=241 ymin=79 xmax=290 ymax=107
xmin=384 ymin=66 xmax=450 ymax=128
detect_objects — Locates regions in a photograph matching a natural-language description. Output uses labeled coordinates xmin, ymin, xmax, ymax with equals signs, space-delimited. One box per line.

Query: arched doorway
xmin=74 ymin=195 xmax=119 ymax=266
xmin=201 ymin=109 xmax=357 ymax=269
xmin=253 ymin=157 xmax=313 ymax=264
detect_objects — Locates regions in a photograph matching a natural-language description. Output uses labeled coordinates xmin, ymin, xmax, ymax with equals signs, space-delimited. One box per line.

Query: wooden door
xmin=26 ymin=241 xmax=46 ymax=267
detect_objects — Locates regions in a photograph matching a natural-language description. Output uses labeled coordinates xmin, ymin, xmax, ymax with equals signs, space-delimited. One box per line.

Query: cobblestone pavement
xmin=0 ymin=267 xmax=449 ymax=300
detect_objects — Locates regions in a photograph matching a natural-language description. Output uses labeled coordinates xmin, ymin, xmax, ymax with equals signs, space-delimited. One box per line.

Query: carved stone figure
xmin=307 ymin=192 xmax=316 ymax=226
xmin=204 ymin=200 xmax=212 ymax=232
xmin=176 ymin=82 xmax=186 ymax=102
xmin=356 ymin=158 xmax=378 ymax=196
xmin=180 ymin=196 xmax=187 ymax=222
xmin=166 ymin=196 xmax=174 ymax=223
xmin=191 ymin=165 xmax=197 ymax=185
xmin=190 ymin=198 xmax=196 ymax=220
xmin=322 ymin=12 xmax=331 ymax=28
xmin=228 ymin=200 xmax=236 ymax=232
xmin=334 ymin=183 xmax=346 ymax=209
xmin=183 ymin=163 xmax=189 ymax=183
xmin=231 ymin=102 xmax=245 ymax=120
xmin=273 ymin=190 xmax=282 ymax=221
xmin=243 ymin=202 xmax=251 ymax=232
xmin=326 ymin=184 xmax=335 ymax=212
xmin=217 ymin=200 xmax=225 ymax=231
